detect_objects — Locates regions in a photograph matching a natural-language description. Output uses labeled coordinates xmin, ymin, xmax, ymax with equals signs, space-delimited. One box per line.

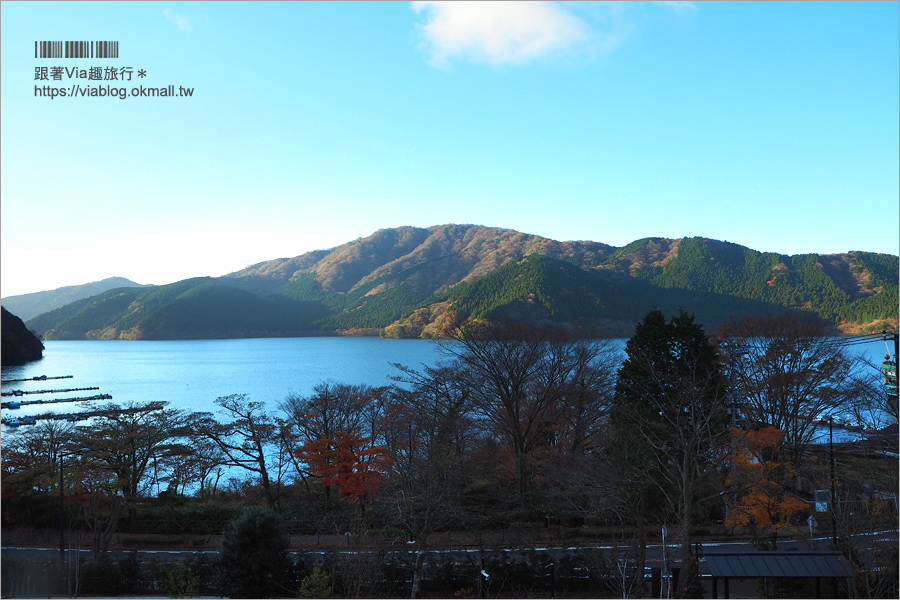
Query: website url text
xmin=35 ymin=84 xmax=193 ymax=100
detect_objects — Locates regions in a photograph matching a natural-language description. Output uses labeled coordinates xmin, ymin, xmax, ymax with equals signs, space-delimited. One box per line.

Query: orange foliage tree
xmin=296 ymin=432 xmax=392 ymax=507
xmin=725 ymin=426 xmax=809 ymax=549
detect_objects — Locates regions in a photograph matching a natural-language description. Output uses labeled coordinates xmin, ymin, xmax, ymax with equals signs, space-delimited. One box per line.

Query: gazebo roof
xmin=701 ymin=551 xmax=855 ymax=579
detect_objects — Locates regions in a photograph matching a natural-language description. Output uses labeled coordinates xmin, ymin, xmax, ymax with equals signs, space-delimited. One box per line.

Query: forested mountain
xmin=1 ymin=307 xmax=44 ymax=364
xmin=1 ymin=276 xmax=150 ymax=321
xmin=23 ymin=225 xmax=899 ymax=340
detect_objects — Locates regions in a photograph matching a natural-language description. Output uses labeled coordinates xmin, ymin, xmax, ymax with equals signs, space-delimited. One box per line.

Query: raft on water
xmin=1 ymin=394 xmax=112 ymax=409
xmin=2 ymin=387 xmax=99 ymax=397
xmin=2 ymin=400 xmax=161 ymax=427
xmin=1 ymin=375 xmax=73 ymax=384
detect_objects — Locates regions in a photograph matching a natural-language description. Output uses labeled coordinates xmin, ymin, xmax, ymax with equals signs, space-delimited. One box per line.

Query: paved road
xmin=3 ymin=529 xmax=896 ymax=567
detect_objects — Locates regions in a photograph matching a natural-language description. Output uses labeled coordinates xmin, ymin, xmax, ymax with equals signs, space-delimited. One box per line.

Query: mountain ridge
xmin=1 ymin=276 xmax=151 ymax=322
xmin=20 ymin=226 xmax=900 ymax=340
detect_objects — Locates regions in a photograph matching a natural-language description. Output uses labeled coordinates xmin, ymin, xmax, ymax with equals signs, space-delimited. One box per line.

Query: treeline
xmin=447 ymin=254 xmax=802 ymax=332
xmin=277 ymin=270 xmax=446 ymax=331
xmin=837 ymin=285 xmax=900 ymax=328
xmin=634 ymin=239 xmax=899 ymax=326
xmin=3 ymin=312 xmax=897 ymax=598
xmin=27 ymin=278 xmax=334 ymax=340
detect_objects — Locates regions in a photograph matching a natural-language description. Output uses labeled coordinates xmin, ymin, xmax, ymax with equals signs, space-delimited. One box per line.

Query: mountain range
xmin=1 ymin=277 xmax=150 ymax=321
xmin=14 ymin=225 xmax=900 ymax=340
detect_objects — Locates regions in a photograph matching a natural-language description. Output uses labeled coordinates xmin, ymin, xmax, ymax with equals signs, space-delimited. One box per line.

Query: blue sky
xmin=1 ymin=1 xmax=898 ymax=297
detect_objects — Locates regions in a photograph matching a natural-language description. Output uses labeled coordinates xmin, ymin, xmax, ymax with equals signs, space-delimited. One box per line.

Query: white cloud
xmin=412 ymin=1 xmax=591 ymax=67
xmin=164 ymin=8 xmax=193 ymax=33
xmin=411 ymin=1 xmax=698 ymax=68
xmin=655 ymin=1 xmax=697 ymax=13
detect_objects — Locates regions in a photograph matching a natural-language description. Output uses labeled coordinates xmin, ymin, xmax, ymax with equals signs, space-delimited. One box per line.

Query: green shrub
xmin=219 ymin=506 xmax=293 ymax=598
xmin=163 ymin=561 xmax=200 ymax=599
xmin=300 ymin=567 xmax=332 ymax=599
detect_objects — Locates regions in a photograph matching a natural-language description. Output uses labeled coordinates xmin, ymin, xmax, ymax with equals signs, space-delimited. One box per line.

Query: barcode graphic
xmin=35 ymin=41 xmax=119 ymax=59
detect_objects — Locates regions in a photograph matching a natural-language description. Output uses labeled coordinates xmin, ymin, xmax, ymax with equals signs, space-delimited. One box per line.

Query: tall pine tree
xmin=611 ymin=308 xmax=729 ymax=597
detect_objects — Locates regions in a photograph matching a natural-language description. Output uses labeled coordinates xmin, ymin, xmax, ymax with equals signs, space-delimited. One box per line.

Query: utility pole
xmin=829 ymin=417 xmax=837 ymax=548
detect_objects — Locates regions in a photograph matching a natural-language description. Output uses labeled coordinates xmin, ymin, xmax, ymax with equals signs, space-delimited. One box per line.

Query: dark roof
xmin=702 ymin=551 xmax=855 ymax=579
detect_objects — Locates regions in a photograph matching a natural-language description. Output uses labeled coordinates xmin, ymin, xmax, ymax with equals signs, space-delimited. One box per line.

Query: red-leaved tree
xmin=296 ymin=432 xmax=392 ymax=507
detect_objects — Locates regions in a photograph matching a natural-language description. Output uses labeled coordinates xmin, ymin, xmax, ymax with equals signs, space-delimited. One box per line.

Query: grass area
xmin=805 ymin=442 xmax=899 ymax=490
xmin=838 ymin=451 xmax=899 ymax=489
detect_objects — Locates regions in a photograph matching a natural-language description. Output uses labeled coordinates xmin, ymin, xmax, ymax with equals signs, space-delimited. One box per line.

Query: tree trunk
xmin=678 ymin=456 xmax=695 ymax=597
xmin=516 ymin=451 xmax=528 ymax=496
xmin=637 ymin=510 xmax=647 ymax=598
xmin=512 ymin=432 xmax=529 ymax=497
xmin=678 ymin=541 xmax=694 ymax=599
xmin=410 ymin=540 xmax=427 ymax=599
xmin=260 ymin=468 xmax=276 ymax=510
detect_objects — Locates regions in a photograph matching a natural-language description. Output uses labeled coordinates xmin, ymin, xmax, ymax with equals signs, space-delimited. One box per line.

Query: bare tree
xmin=443 ymin=320 xmax=619 ymax=497
xmin=379 ymin=364 xmax=474 ymax=598
xmin=808 ymin=456 xmax=899 ymax=599
xmin=75 ymin=401 xmax=186 ymax=525
xmin=283 ymin=382 xmax=375 ymax=443
xmin=840 ymin=355 xmax=898 ymax=431
xmin=167 ymin=418 xmax=225 ymax=498
xmin=719 ymin=314 xmax=871 ymax=463
xmin=192 ymin=394 xmax=282 ymax=509
xmin=1 ymin=420 xmax=76 ymax=496
xmin=547 ymin=338 xmax=620 ymax=467
xmin=76 ymin=460 xmax=125 ymax=558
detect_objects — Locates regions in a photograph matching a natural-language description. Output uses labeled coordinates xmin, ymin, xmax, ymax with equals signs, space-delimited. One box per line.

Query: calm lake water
xmin=0 ymin=336 xmax=893 ymax=431
xmin=0 ymin=338 xmax=450 ymax=421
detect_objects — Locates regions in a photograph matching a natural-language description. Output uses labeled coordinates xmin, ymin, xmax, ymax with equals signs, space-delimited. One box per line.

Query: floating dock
xmin=1 ymin=375 xmax=73 ymax=384
xmin=1 ymin=394 xmax=112 ymax=409
xmin=0 ymin=374 xmax=117 ymax=426
xmin=2 ymin=401 xmax=163 ymax=427
xmin=2 ymin=387 xmax=100 ymax=397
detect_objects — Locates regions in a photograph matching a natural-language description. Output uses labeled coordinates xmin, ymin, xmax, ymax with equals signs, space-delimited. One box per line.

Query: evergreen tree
xmin=611 ymin=308 xmax=729 ymax=597
xmin=220 ymin=506 xmax=293 ymax=598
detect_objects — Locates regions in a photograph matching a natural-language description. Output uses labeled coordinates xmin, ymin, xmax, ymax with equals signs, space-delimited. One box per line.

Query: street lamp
xmin=58 ymin=447 xmax=90 ymax=562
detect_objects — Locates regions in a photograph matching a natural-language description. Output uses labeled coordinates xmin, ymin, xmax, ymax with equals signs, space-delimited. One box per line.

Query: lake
xmin=0 ymin=336 xmax=893 ymax=430
xmin=0 ymin=338 xmax=451 ymax=421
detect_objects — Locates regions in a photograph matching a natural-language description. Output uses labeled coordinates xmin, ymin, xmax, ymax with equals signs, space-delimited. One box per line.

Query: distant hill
xmin=24 ymin=225 xmax=899 ymax=340
xmin=1 ymin=277 xmax=150 ymax=321
xmin=1 ymin=307 xmax=44 ymax=364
